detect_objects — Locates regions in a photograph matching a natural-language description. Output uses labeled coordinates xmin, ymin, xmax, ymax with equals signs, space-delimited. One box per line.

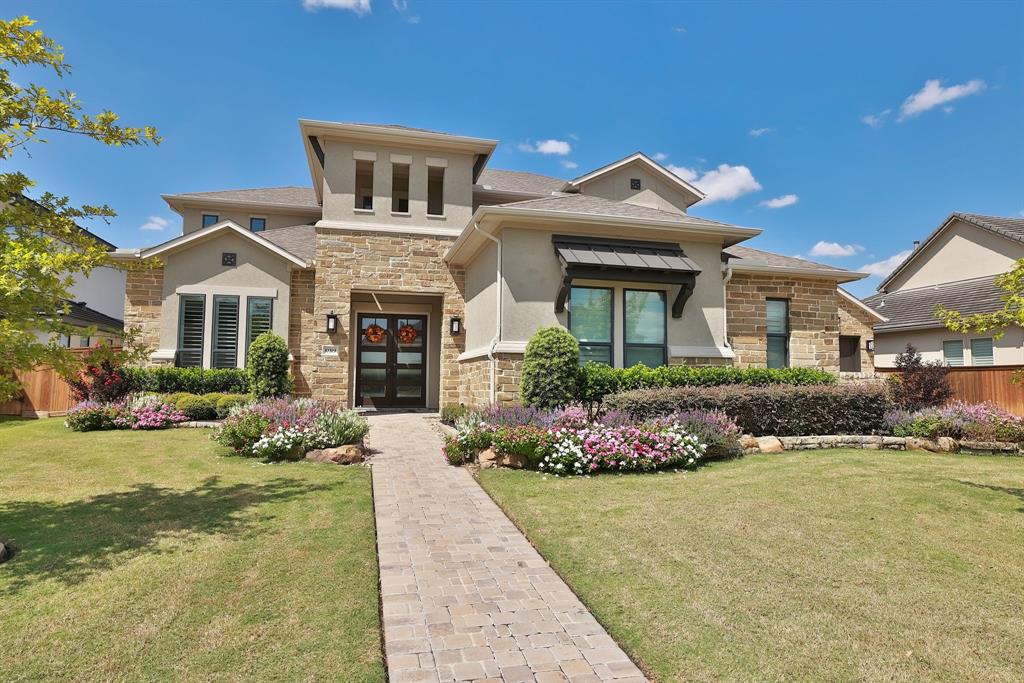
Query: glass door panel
xmin=355 ymin=313 xmax=427 ymax=407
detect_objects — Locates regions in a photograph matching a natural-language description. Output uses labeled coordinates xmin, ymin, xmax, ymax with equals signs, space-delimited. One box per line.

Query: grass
xmin=480 ymin=450 xmax=1024 ymax=682
xmin=0 ymin=418 xmax=384 ymax=682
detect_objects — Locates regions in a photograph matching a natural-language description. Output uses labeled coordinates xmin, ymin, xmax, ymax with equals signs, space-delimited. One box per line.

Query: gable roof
xmin=564 ymin=152 xmax=706 ymax=207
xmin=494 ymin=193 xmax=732 ymax=227
xmin=116 ymin=220 xmax=310 ymax=267
xmin=261 ymin=223 xmax=317 ymax=263
xmin=163 ymin=186 xmax=320 ymax=212
xmin=62 ymin=300 xmax=124 ymax=333
xmin=878 ymin=212 xmax=1024 ymax=291
xmin=475 ymin=169 xmax=566 ymax=197
xmin=838 ymin=288 xmax=888 ymax=322
xmin=864 ymin=275 xmax=1005 ymax=331
xmin=724 ymin=245 xmax=865 ymax=282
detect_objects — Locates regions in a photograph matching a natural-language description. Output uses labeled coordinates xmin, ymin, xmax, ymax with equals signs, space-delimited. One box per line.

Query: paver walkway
xmin=368 ymin=413 xmax=647 ymax=683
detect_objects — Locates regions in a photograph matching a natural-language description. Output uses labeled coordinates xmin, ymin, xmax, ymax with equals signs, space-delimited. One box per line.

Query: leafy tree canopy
xmin=936 ymin=258 xmax=1024 ymax=338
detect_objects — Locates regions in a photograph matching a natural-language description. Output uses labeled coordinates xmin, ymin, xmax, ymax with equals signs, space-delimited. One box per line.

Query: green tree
xmin=936 ymin=258 xmax=1024 ymax=338
xmin=0 ymin=16 xmax=160 ymax=400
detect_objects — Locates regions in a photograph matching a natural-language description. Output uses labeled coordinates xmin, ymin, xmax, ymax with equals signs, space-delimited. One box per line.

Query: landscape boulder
xmin=477 ymin=448 xmax=530 ymax=469
xmin=756 ymin=436 xmax=784 ymax=454
xmin=305 ymin=445 xmax=364 ymax=465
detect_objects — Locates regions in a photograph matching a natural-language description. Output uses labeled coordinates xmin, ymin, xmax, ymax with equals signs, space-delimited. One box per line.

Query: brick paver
xmin=368 ymin=413 xmax=647 ymax=683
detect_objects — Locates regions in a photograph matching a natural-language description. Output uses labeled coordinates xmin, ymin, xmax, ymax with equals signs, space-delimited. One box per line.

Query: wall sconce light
xmin=865 ymin=339 xmax=875 ymax=352
xmin=449 ymin=316 xmax=462 ymax=336
xmin=326 ymin=311 xmax=338 ymax=333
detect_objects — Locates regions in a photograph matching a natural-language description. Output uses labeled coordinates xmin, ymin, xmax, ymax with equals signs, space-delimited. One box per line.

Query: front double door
xmin=355 ymin=314 xmax=427 ymax=408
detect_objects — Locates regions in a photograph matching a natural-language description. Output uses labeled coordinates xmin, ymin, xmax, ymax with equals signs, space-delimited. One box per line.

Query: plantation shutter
xmin=177 ymin=295 xmax=205 ymax=368
xmin=212 ymin=296 xmax=240 ymax=369
xmin=942 ymin=340 xmax=964 ymax=367
xmin=246 ymin=297 xmax=273 ymax=353
xmin=970 ymin=338 xmax=994 ymax=366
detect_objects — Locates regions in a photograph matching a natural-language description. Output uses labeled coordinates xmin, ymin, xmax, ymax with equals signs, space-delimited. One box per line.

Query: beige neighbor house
xmin=115 ymin=120 xmax=877 ymax=410
xmin=864 ymin=213 xmax=1024 ymax=368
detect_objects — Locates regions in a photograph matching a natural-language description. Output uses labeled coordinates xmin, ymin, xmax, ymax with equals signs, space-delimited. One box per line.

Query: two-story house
xmin=114 ymin=120 xmax=874 ymax=409
xmin=865 ymin=213 xmax=1024 ymax=367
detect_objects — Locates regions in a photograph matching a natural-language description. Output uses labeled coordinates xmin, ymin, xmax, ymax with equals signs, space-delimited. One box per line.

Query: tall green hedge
xmin=578 ymin=363 xmax=836 ymax=407
xmin=604 ymin=384 xmax=891 ymax=436
xmin=520 ymin=326 xmax=580 ymax=410
xmin=123 ymin=367 xmax=249 ymax=394
xmin=247 ymin=332 xmax=293 ymax=398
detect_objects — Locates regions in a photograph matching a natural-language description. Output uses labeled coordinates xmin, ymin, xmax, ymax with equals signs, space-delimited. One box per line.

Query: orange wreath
xmin=364 ymin=324 xmax=385 ymax=344
xmin=398 ymin=324 xmax=418 ymax=344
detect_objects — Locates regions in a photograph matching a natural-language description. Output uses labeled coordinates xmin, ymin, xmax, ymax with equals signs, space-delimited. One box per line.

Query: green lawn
xmin=0 ymin=418 xmax=384 ymax=682
xmin=480 ymin=450 xmax=1024 ymax=682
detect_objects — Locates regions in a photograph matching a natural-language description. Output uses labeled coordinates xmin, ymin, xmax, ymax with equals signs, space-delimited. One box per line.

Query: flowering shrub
xmin=540 ymin=423 xmax=705 ymax=475
xmin=886 ymin=401 xmax=1024 ymax=442
xmin=114 ymin=403 xmax=188 ymax=430
xmin=65 ymin=397 xmax=187 ymax=431
xmin=658 ymin=410 xmax=742 ymax=459
xmin=212 ymin=397 xmax=367 ymax=459
xmin=66 ymin=355 xmax=132 ymax=403
xmin=252 ymin=425 xmax=308 ymax=460
xmin=65 ymin=401 xmax=123 ymax=431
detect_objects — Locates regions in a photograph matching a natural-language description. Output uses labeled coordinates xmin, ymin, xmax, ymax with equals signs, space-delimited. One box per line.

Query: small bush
xmin=520 ymin=326 xmax=580 ymax=410
xmin=246 ymin=332 xmax=293 ymax=398
xmin=122 ymin=367 xmax=249 ymax=394
xmin=174 ymin=394 xmax=217 ymax=421
xmin=215 ymin=394 xmax=253 ymax=418
xmin=65 ymin=401 xmax=124 ymax=431
xmin=440 ymin=403 xmax=472 ymax=425
xmin=657 ymin=410 xmax=742 ymax=459
xmin=886 ymin=401 xmax=1024 ymax=442
xmin=578 ymin=363 xmax=837 ymax=409
xmin=605 ymin=384 xmax=892 ymax=436
xmin=65 ymin=347 xmax=133 ymax=404
xmin=490 ymin=425 xmax=552 ymax=467
xmin=214 ymin=412 xmax=271 ymax=456
xmin=888 ymin=344 xmax=953 ymax=411
xmin=306 ymin=410 xmax=370 ymax=447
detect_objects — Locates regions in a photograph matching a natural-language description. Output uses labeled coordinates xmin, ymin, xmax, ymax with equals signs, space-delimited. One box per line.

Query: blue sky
xmin=7 ymin=0 xmax=1023 ymax=297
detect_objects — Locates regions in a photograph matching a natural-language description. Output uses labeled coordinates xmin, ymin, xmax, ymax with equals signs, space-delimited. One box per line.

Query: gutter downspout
xmin=722 ymin=264 xmax=734 ymax=356
xmin=473 ymin=221 xmax=502 ymax=404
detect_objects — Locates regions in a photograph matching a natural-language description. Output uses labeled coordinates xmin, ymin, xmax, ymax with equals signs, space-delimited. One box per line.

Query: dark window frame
xmin=568 ymin=285 xmax=614 ymax=366
xmin=623 ymin=288 xmax=667 ymax=368
xmin=766 ymin=297 xmax=790 ymax=369
xmin=245 ymin=296 xmax=274 ymax=362
xmin=249 ymin=217 xmax=266 ymax=232
xmin=354 ymin=159 xmax=374 ymax=211
xmin=211 ymin=294 xmax=240 ymax=369
xmin=176 ymin=293 xmax=206 ymax=368
xmin=839 ymin=334 xmax=861 ymax=373
xmin=201 ymin=214 xmax=219 ymax=228
xmin=426 ymin=165 xmax=445 ymax=217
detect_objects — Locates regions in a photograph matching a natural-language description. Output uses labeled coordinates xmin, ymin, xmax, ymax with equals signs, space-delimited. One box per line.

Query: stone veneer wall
xmin=288 ymin=268 xmax=316 ymax=396
xmin=124 ymin=265 xmax=165 ymax=364
xmin=305 ymin=229 xmax=466 ymax=407
xmin=726 ymin=273 xmax=840 ymax=372
xmin=838 ymin=296 xmax=877 ymax=374
xmin=457 ymin=354 xmax=524 ymax=407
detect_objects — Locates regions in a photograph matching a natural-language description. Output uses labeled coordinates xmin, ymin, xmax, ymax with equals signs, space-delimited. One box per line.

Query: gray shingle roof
xmin=863 ymin=275 xmax=1006 ymax=331
xmin=261 ymin=224 xmax=316 ymax=263
xmin=476 ymin=169 xmax=566 ymax=196
xmin=955 ymin=213 xmax=1024 ymax=243
xmin=495 ymin=193 xmax=733 ymax=227
xmin=725 ymin=245 xmax=848 ymax=272
xmin=167 ymin=186 xmax=320 ymax=209
xmin=63 ymin=300 xmax=124 ymax=333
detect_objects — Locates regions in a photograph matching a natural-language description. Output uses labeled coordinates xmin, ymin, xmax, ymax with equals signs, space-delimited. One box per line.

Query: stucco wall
xmin=158 ymin=232 xmax=293 ymax=368
xmin=463 ymin=239 xmax=498 ymax=353
xmin=838 ymin=296 xmax=877 ymax=373
xmin=577 ymin=164 xmax=693 ymax=215
xmin=726 ymin=273 xmax=840 ymax=371
xmin=874 ymin=327 xmax=1024 ymax=368
xmin=320 ymin=139 xmax=475 ymax=231
xmin=179 ymin=207 xmax=316 ymax=235
xmin=886 ymin=219 xmax=1024 ymax=292
xmin=69 ymin=264 xmax=127 ymax=320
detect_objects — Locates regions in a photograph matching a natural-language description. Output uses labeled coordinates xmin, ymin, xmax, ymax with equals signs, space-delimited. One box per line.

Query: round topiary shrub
xmin=520 ymin=326 xmax=580 ymax=410
xmin=174 ymin=394 xmax=218 ymax=421
xmin=246 ymin=332 xmax=294 ymax=398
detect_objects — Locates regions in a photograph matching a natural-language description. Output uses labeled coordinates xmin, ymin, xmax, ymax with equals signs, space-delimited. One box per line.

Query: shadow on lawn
xmin=959 ymin=480 xmax=1024 ymax=512
xmin=0 ymin=476 xmax=329 ymax=594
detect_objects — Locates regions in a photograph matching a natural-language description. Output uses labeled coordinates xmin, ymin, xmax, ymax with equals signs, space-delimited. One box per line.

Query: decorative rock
xmin=756 ymin=436 xmax=784 ymax=453
xmin=905 ymin=437 xmax=941 ymax=452
xmin=936 ymin=437 xmax=959 ymax=453
xmin=960 ymin=440 xmax=1018 ymax=454
xmin=739 ymin=434 xmax=759 ymax=450
xmin=477 ymin=447 xmax=529 ymax=469
xmin=0 ymin=542 xmax=9 ymax=563
xmin=305 ymin=444 xmax=364 ymax=464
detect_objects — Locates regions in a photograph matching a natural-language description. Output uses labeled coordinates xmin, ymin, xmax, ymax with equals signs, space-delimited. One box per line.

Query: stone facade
xmin=288 ymin=268 xmax=316 ymax=396
xmin=123 ymin=265 xmax=164 ymax=363
xmin=838 ymin=295 xmax=877 ymax=374
xmin=457 ymin=353 xmax=523 ymax=407
xmin=303 ymin=228 xmax=466 ymax=407
xmin=726 ymin=273 xmax=840 ymax=372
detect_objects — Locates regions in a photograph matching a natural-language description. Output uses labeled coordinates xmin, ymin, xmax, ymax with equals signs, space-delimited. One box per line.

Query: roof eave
xmin=161 ymin=193 xmax=321 ymax=215
xmin=730 ymin=262 xmax=867 ymax=284
xmin=838 ymin=287 xmax=889 ymax=321
xmin=564 ymin=152 xmax=707 ymax=206
xmin=136 ymin=220 xmax=310 ymax=268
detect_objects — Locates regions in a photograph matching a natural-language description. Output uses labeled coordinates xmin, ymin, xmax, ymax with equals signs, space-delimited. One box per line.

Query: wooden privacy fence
xmin=878 ymin=365 xmax=1024 ymax=415
xmin=0 ymin=348 xmax=116 ymax=418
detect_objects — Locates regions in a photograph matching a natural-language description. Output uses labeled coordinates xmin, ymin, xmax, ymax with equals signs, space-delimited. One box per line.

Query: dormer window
xmin=355 ymin=159 xmax=374 ymax=211
xmin=202 ymin=214 xmax=219 ymax=228
xmin=427 ymin=165 xmax=445 ymax=217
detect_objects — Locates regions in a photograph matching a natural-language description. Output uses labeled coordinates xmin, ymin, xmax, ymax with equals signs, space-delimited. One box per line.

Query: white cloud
xmin=673 ymin=26 xmax=686 ymax=33
xmin=760 ymin=194 xmax=799 ymax=209
xmin=668 ymin=163 xmax=761 ymax=203
xmin=860 ymin=249 xmax=913 ymax=278
xmin=391 ymin=0 xmax=418 ymax=22
xmin=518 ymin=139 xmax=571 ymax=155
xmin=861 ymin=109 xmax=891 ymax=127
xmin=748 ymin=127 xmax=774 ymax=137
xmin=652 ymin=152 xmax=668 ymax=161
xmin=139 ymin=215 xmax=171 ymax=232
xmin=898 ymin=79 xmax=986 ymax=120
xmin=302 ymin=0 xmax=371 ymax=14
xmin=560 ymin=160 xmax=578 ymax=170
xmin=809 ymin=240 xmax=863 ymax=257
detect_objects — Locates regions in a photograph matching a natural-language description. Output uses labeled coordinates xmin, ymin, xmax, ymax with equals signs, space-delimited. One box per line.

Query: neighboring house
xmin=115 ymin=120 xmax=871 ymax=409
xmin=864 ymin=213 xmax=1024 ymax=368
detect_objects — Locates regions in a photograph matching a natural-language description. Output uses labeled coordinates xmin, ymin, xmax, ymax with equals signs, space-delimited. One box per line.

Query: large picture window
xmin=569 ymin=286 xmax=613 ymax=365
xmin=212 ymin=295 xmax=240 ymax=369
xmin=624 ymin=289 xmax=666 ymax=368
xmin=177 ymin=294 xmax=205 ymax=368
xmin=766 ymin=298 xmax=789 ymax=369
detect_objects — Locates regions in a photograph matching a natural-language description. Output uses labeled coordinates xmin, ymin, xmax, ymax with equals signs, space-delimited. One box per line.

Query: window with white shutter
xmin=212 ymin=295 xmax=240 ymax=369
xmin=177 ymin=295 xmax=205 ymax=368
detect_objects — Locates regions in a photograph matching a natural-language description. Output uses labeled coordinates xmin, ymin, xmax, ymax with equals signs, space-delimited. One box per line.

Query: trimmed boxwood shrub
xmin=578 ymin=363 xmax=836 ymax=408
xmin=123 ymin=367 xmax=249 ymax=394
xmin=247 ymin=332 xmax=293 ymax=398
xmin=520 ymin=326 xmax=580 ymax=410
xmin=604 ymin=384 xmax=892 ymax=436
xmin=172 ymin=394 xmax=218 ymax=421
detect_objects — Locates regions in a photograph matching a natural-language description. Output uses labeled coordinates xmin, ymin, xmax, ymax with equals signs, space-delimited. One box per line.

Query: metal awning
xmin=552 ymin=235 xmax=702 ymax=318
